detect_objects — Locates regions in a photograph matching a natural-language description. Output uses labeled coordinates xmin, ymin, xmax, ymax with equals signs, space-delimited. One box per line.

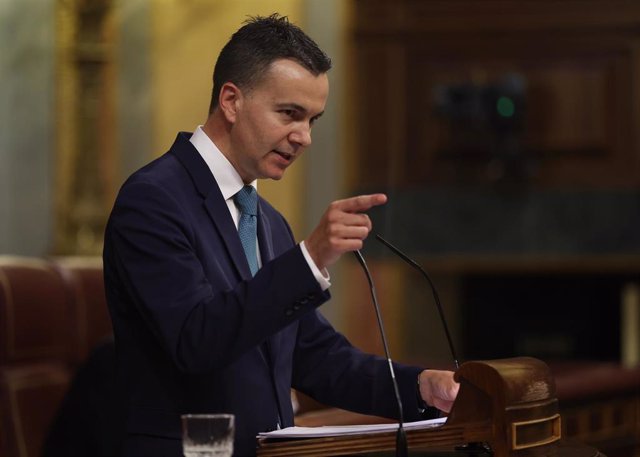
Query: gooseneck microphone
xmin=353 ymin=250 xmax=408 ymax=457
xmin=375 ymin=234 xmax=460 ymax=369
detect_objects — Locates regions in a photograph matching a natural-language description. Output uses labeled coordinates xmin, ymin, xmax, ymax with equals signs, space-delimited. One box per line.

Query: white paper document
xmin=258 ymin=416 xmax=447 ymax=439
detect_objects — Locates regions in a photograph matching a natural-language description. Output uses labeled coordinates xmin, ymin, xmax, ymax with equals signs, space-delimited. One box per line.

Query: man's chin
xmin=261 ymin=165 xmax=289 ymax=181
xmin=267 ymin=172 xmax=285 ymax=181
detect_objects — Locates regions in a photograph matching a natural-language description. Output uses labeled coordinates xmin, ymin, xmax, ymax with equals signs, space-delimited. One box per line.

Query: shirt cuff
xmin=300 ymin=241 xmax=331 ymax=291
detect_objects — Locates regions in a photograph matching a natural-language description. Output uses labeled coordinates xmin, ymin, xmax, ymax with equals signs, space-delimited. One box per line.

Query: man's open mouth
xmin=274 ymin=150 xmax=293 ymax=161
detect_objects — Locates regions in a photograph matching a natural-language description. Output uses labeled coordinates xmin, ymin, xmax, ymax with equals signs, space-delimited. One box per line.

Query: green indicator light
xmin=496 ymin=96 xmax=515 ymax=118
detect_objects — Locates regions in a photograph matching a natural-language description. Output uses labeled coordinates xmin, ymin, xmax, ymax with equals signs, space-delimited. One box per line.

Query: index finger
xmin=335 ymin=193 xmax=387 ymax=213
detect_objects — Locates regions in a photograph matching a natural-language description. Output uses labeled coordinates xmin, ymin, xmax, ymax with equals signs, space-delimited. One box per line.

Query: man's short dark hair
xmin=209 ymin=14 xmax=332 ymax=113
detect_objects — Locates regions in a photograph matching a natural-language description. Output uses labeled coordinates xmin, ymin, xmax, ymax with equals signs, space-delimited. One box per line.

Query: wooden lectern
xmin=257 ymin=357 xmax=601 ymax=456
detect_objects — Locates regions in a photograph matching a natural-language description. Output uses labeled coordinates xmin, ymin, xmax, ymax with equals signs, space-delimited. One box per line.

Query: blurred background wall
xmin=0 ymin=0 xmax=56 ymax=256
xmin=1 ymin=0 xmax=639 ymax=368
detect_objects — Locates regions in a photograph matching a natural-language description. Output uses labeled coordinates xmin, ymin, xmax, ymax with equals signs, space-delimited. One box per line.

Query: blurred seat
xmin=51 ymin=257 xmax=111 ymax=365
xmin=0 ymin=257 xmax=75 ymax=366
xmin=0 ymin=255 xmax=113 ymax=457
xmin=0 ymin=256 xmax=75 ymax=457
xmin=0 ymin=363 xmax=70 ymax=457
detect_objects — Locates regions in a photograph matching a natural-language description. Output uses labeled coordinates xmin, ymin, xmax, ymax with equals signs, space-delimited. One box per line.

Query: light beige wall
xmin=301 ymin=0 xmax=350 ymax=328
xmin=0 ymin=0 xmax=55 ymax=255
xmin=149 ymin=0 xmax=307 ymax=235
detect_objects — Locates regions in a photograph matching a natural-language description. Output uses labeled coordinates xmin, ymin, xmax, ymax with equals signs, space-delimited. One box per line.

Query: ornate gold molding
xmin=54 ymin=0 xmax=115 ymax=255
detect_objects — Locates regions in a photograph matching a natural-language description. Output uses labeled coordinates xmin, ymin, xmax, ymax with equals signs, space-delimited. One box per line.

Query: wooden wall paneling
xmin=355 ymin=0 xmax=640 ymax=34
xmin=353 ymin=39 xmax=408 ymax=188
xmin=352 ymin=0 xmax=640 ymax=190
xmin=341 ymin=259 xmax=407 ymax=359
xmin=405 ymin=36 xmax=637 ymax=188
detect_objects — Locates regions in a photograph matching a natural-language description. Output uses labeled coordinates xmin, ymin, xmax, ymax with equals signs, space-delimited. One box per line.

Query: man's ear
xmin=218 ymin=82 xmax=242 ymax=123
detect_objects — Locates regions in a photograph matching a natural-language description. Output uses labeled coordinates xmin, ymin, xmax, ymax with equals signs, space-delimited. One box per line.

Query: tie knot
xmin=233 ymin=185 xmax=257 ymax=216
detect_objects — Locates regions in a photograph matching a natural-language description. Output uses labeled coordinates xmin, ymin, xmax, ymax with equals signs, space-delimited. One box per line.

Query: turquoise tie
xmin=233 ymin=185 xmax=258 ymax=276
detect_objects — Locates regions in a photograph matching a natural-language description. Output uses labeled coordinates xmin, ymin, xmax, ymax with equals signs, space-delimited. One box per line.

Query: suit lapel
xmin=203 ymin=194 xmax=252 ymax=280
xmin=170 ymin=132 xmax=252 ymax=281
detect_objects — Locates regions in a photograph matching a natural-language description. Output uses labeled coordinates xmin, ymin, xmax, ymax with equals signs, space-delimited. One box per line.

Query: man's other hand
xmin=418 ymin=369 xmax=460 ymax=413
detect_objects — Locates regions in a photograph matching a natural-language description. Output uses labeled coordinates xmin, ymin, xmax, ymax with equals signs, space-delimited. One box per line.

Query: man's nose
xmin=289 ymin=124 xmax=312 ymax=147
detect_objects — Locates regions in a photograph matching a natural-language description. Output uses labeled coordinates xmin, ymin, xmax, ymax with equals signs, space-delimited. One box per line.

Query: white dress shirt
xmin=190 ymin=126 xmax=330 ymax=290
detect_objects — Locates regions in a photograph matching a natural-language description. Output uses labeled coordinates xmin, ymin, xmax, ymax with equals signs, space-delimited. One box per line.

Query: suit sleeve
xmin=291 ymin=310 xmax=431 ymax=422
xmin=104 ymin=180 xmax=330 ymax=374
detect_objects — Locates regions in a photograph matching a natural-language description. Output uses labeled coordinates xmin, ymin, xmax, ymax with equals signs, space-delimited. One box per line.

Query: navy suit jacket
xmin=104 ymin=132 xmax=427 ymax=456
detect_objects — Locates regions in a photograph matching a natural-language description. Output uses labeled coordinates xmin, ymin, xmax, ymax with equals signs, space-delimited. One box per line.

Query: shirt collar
xmin=189 ymin=125 xmax=257 ymax=201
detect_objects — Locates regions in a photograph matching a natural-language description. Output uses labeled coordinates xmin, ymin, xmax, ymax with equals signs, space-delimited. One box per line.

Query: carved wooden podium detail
xmin=448 ymin=357 xmax=561 ymax=456
xmin=257 ymin=357 xmax=563 ymax=456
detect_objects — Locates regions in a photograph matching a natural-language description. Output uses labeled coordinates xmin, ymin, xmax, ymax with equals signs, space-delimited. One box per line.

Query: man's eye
xmin=281 ymin=109 xmax=295 ymax=117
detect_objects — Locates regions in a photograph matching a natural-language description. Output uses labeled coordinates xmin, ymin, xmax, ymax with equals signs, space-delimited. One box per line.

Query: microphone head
xmin=375 ymin=234 xmax=421 ymax=270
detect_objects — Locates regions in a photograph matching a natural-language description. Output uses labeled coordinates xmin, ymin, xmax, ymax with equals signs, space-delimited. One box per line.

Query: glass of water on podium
xmin=181 ymin=414 xmax=234 ymax=457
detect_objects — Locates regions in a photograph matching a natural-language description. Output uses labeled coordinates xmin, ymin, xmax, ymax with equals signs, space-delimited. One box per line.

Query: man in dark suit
xmin=104 ymin=14 xmax=459 ymax=456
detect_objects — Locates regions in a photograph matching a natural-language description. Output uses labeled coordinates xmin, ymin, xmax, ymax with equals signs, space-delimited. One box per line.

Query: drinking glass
xmin=181 ymin=413 xmax=234 ymax=457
